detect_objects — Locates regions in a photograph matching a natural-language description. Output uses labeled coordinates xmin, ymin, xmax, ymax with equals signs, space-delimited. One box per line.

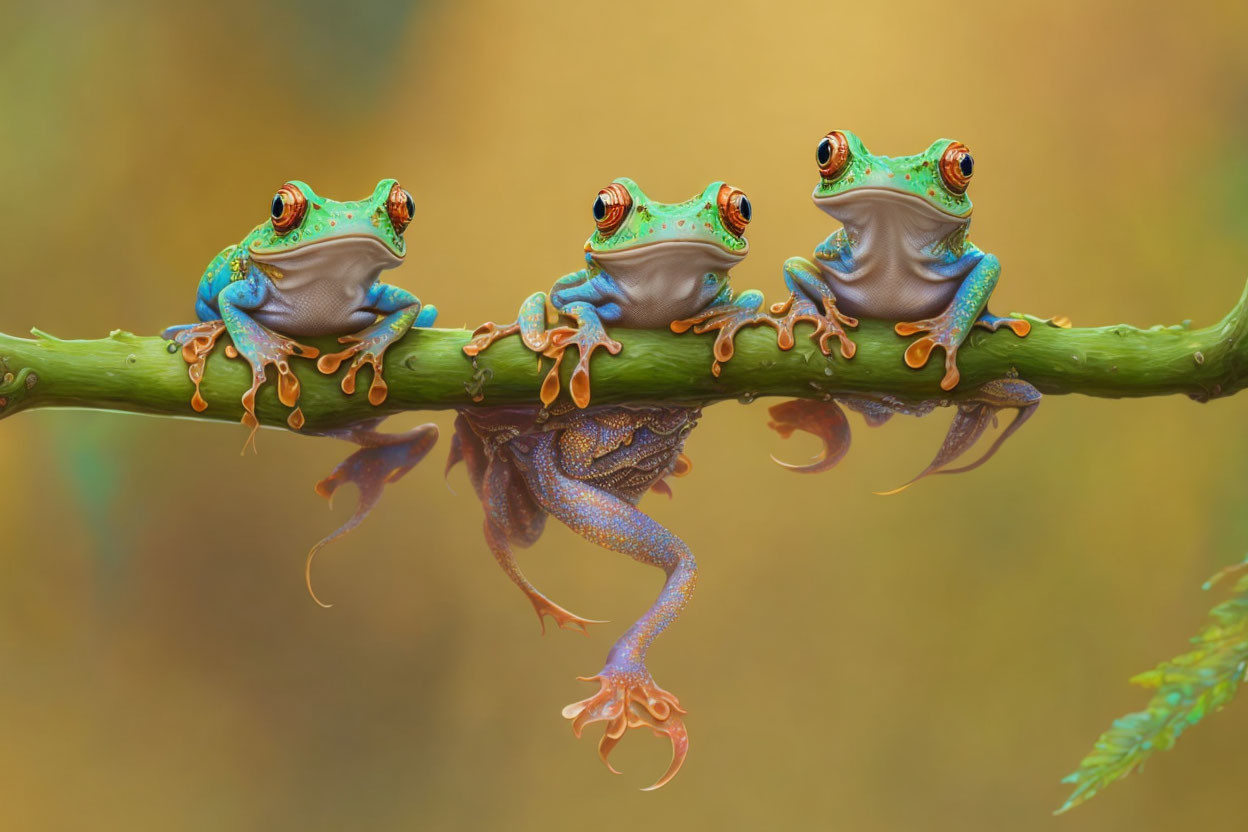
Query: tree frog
xmin=791 ymin=129 xmax=1030 ymax=389
xmin=464 ymin=177 xmax=765 ymax=405
xmin=447 ymin=177 xmax=768 ymax=787
xmin=161 ymin=179 xmax=437 ymax=448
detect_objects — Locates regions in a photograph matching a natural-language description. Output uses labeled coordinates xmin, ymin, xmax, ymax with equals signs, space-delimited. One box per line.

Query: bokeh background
xmin=2 ymin=1 xmax=1248 ymax=829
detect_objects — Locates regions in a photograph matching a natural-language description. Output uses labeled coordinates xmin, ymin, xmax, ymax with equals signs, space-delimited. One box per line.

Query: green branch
xmin=2 ymin=283 xmax=1248 ymax=430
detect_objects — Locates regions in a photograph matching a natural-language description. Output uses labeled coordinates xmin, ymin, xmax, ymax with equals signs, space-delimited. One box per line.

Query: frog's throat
xmin=814 ymin=188 xmax=969 ymax=249
xmin=248 ymin=235 xmax=403 ymax=287
xmin=590 ymin=239 xmax=746 ymax=287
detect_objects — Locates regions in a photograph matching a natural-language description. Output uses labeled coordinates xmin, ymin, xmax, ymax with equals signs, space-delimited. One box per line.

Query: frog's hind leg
xmin=514 ymin=434 xmax=695 ymax=790
xmin=766 ymin=398 xmax=852 ymax=473
xmin=317 ymin=284 xmax=435 ymax=407
xmin=876 ymin=378 xmax=1040 ymax=495
xmin=305 ymin=422 xmax=439 ymax=607
xmin=463 ymin=292 xmax=552 ymax=358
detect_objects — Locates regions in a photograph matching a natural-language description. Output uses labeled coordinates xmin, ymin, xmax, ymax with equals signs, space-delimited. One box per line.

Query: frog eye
xmin=816 ymin=130 xmax=851 ymax=179
xmin=270 ymin=184 xmax=307 ymax=233
xmin=716 ymin=184 xmax=752 ymax=237
xmin=386 ymin=182 xmax=415 ymax=233
xmin=939 ymin=142 xmax=974 ymax=194
xmin=592 ymin=183 xmax=632 ymax=236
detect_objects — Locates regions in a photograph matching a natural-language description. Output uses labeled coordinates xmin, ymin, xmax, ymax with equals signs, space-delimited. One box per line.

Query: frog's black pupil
xmin=404 ymin=193 xmax=415 ymax=216
xmin=593 ymin=196 xmax=607 ymax=222
xmin=817 ymin=138 xmax=832 ymax=167
xmin=738 ymin=196 xmax=752 ymax=222
xmin=271 ymin=194 xmax=284 ymax=219
xmin=959 ymin=153 xmax=974 ymax=177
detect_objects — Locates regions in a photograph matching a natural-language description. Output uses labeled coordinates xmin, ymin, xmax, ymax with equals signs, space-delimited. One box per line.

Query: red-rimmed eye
xmin=717 ymin=184 xmax=752 ymax=237
xmin=386 ymin=182 xmax=415 ymax=233
xmin=592 ymin=182 xmax=632 ymax=235
xmin=816 ymin=130 xmax=851 ymax=179
xmin=270 ymin=183 xmax=307 ymax=233
xmin=939 ymin=142 xmax=974 ymax=194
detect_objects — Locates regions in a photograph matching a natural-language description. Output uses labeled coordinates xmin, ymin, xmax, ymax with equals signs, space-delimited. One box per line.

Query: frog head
xmin=583 ymin=178 xmax=751 ymax=288
xmin=810 ymin=130 xmax=976 ymax=245
xmin=242 ymin=178 xmax=414 ymax=284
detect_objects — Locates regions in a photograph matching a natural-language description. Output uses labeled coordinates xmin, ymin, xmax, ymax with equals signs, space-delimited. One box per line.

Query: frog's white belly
xmin=248 ymin=235 xmax=402 ymax=336
xmin=815 ymin=188 xmax=973 ymax=320
xmin=820 ymin=248 xmax=967 ymax=321
xmin=591 ymin=240 xmax=744 ymax=328
xmin=253 ymin=276 xmax=379 ymax=336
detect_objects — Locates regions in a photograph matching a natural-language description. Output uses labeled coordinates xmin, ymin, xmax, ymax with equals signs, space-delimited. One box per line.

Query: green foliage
xmin=1057 ymin=557 xmax=1248 ymax=813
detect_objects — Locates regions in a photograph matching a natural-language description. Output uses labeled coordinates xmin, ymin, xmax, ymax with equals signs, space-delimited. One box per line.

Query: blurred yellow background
xmin=3 ymin=0 xmax=1248 ymax=829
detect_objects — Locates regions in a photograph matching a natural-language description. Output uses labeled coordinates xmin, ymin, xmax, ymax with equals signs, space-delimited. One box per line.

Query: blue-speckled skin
xmin=450 ymin=403 xmax=697 ymax=789
xmin=162 ymin=179 xmax=438 ymax=446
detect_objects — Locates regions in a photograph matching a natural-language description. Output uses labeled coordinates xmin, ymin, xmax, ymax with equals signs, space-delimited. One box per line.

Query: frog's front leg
xmin=215 ymin=275 xmax=320 ymax=449
xmin=894 ymin=252 xmax=1030 ymax=390
xmin=316 ymin=284 xmax=437 ymax=406
xmin=772 ymin=256 xmax=859 ymax=359
xmin=670 ymin=287 xmax=778 ymax=377
xmin=515 ymin=432 xmax=695 ymax=790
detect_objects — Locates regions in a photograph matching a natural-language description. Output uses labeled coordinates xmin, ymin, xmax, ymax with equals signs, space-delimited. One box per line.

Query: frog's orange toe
xmin=903 ymin=336 xmax=937 ymax=369
xmin=562 ymin=673 xmax=689 ymax=791
xmin=1005 ymin=318 xmax=1031 ymax=337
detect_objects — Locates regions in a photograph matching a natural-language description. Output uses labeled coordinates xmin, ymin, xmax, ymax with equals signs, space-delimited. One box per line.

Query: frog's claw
xmin=876 ymin=378 xmax=1041 ymax=495
xmin=772 ymin=293 xmax=858 ymax=359
xmin=766 ymin=398 xmax=851 ymax=473
xmin=896 ymin=311 xmax=1030 ymax=391
xmin=562 ymin=671 xmax=689 ymax=791
xmin=222 ymin=324 xmax=319 ymax=451
xmin=307 ymin=423 xmax=439 ymax=607
xmin=166 ymin=320 xmax=229 ymax=413
xmin=317 ymin=305 xmax=422 ymax=406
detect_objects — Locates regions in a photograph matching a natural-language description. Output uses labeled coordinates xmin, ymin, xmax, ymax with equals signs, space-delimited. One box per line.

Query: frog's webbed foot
xmin=462 ymin=320 xmax=522 ymax=357
xmin=541 ymin=320 xmax=622 ymax=409
xmin=771 ymin=293 xmax=858 ymax=360
xmin=306 ymin=423 xmax=439 ymax=607
xmin=316 ymin=305 xmax=423 ymax=406
xmin=222 ymin=322 xmax=320 ymax=451
xmin=670 ymin=292 xmax=779 ymax=377
xmin=165 ymin=320 xmax=229 ymax=413
xmin=562 ymin=669 xmax=688 ymax=791
xmin=766 ymin=398 xmax=852 ymax=474
xmin=876 ymin=378 xmax=1041 ymax=495
xmin=896 ymin=311 xmax=1030 ymax=391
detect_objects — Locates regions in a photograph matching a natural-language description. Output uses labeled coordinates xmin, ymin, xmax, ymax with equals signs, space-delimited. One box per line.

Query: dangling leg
xmin=894 ymin=253 xmax=1030 ymax=391
xmin=317 ymin=283 xmax=437 ymax=406
xmin=876 ymin=378 xmax=1040 ymax=495
xmin=516 ymin=435 xmax=696 ymax=790
xmin=766 ymin=398 xmax=852 ymax=473
xmin=305 ymin=422 xmax=439 ymax=607
xmin=481 ymin=457 xmax=602 ymax=635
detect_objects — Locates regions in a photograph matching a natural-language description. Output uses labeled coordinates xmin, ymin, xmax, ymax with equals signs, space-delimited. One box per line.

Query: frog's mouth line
xmin=249 ymin=235 xmax=403 ymax=285
xmin=590 ymin=239 xmax=747 ymax=277
xmin=814 ymin=187 xmax=970 ymax=222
